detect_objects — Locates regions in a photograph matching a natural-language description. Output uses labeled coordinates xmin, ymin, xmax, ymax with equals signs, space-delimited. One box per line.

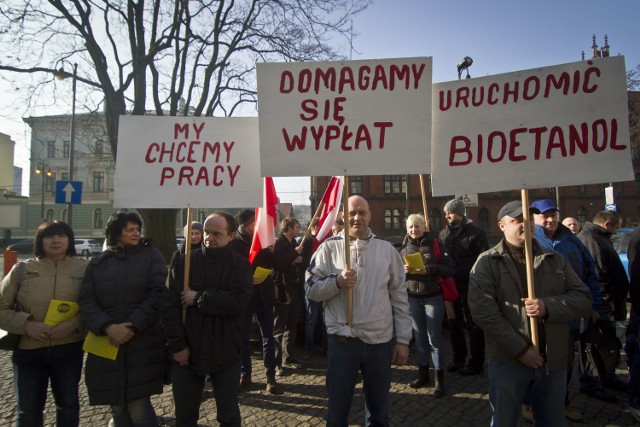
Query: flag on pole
xmin=315 ymin=176 xmax=344 ymax=243
xmin=249 ymin=177 xmax=278 ymax=264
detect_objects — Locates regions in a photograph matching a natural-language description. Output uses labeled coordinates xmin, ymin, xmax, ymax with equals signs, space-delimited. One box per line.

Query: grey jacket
xmin=468 ymin=239 xmax=592 ymax=370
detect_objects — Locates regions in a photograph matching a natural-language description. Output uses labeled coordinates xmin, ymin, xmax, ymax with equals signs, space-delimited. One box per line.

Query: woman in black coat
xmin=79 ymin=212 xmax=167 ymax=427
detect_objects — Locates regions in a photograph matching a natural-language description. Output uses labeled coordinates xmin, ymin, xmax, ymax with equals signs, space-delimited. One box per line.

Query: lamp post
xmin=457 ymin=56 xmax=473 ymax=80
xmin=34 ymin=162 xmax=52 ymax=221
xmin=55 ymin=62 xmax=77 ymax=228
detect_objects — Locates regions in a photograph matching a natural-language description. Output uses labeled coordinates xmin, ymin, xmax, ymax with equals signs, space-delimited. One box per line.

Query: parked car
xmin=75 ymin=238 xmax=103 ymax=257
xmin=612 ymin=227 xmax=634 ymax=280
xmin=5 ymin=238 xmax=34 ymax=254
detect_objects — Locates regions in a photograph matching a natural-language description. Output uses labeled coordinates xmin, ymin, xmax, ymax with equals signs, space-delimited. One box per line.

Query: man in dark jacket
xmin=578 ymin=210 xmax=630 ymax=392
xmin=164 ymin=212 xmax=252 ymax=427
xmin=627 ymin=226 xmax=640 ymax=421
xmin=439 ymin=197 xmax=489 ymax=376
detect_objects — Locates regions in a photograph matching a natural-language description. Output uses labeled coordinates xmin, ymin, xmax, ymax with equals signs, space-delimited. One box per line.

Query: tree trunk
xmin=138 ymin=208 xmax=178 ymax=263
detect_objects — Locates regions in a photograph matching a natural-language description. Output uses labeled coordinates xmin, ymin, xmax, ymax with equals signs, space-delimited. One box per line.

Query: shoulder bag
xmin=432 ymin=239 xmax=459 ymax=302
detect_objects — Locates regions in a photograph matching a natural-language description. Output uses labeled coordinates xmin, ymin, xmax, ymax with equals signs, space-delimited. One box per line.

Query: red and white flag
xmin=315 ymin=176 xmax=344 ymax=243
xmin=249 ymin=177 xmax=278 ymax=264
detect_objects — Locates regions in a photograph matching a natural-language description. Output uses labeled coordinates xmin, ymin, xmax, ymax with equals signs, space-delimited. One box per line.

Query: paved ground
xmin=0 ymin=253 xmax=638 ymax=426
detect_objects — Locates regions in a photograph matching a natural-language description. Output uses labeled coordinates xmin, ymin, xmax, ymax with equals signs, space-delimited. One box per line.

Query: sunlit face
xmin=118 ymin=221 xmax=141 ymax=247
xmin=562 ymin=217 xmax=580 ymax=234
xmin=499 ymin=215 xmax=534 ymax=247
xmin=347 ymin=196 xmax=371 ymax=240
xmin=285 ymin=222 xmax=300 ymax=240
xmin=244 ymin=220 xmax=256 ymax=235
xmin=190 ymin=229 xmax=203 ymax=245
xmin=203 ymin=215 xmax=234 ymax=248
xmin=406 ymin=220 xmax=425 ymax=239
xmin=42 ymin=233 xmax=69 ymax=259
xmin=534 ymin=210 xmax=559 ymax=238
xmin=445 ymin=211 xmax=464 ymax=227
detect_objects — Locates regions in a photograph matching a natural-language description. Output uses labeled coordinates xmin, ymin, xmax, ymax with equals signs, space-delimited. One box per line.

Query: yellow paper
xmin=43 ymin=300 xmax=79 ymax=326
xmin=83 ymin=332 xmax=119 ymax=360
xmin=253 ymin=267 xmax=273 ymax=284
xmin=403 ymin=253 xmax=425 ymax=270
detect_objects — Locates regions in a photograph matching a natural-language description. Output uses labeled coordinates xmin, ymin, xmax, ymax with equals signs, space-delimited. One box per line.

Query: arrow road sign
xmin=55 ymin=181 xmax=83 ymax=205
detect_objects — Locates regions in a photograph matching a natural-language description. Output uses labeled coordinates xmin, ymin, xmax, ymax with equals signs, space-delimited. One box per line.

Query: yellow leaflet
xmin=253 ymin=267 xmax=273 ymax=284
xmin=403 ymin=253 xmax=425 ymax=270
xmin=43 ymin=300 xmax=79 ymax=326
xmin=83 ymin=332 xmax=119 ymax=360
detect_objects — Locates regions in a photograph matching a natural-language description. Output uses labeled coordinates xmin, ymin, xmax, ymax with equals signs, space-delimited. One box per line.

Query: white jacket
xmin=305 ymin=229 xmax=412 ymax=345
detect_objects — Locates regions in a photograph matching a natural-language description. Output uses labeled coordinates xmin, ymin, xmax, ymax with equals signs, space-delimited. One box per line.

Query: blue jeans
xmin=326 ymin=335 xmax=392 ymax=427
xmin=172 ymin=361 xmax=241 ymax=427
xmin=241 ymin=307 xmax=276 ymax=377
xmin=304 ymin=296 xmax=327 ymax=351
xmin=408 ymin=295 xmax=445 ymax=369
xmin=109 ymin=398 xmax=158 ymax=427
xmin=12 ymin=341 xmax=84 ymax=427
xmin=488 ymin=360 xmax=566 ymax=427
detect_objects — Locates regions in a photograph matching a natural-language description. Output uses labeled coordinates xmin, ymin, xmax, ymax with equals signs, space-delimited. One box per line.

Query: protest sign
xmin=257 ymin=57 xmax=432 ymax=177
xmin=114 ymin=116 xmax=261 ymax=208
xmin=431 ymin=56 xmax=634 ymax=196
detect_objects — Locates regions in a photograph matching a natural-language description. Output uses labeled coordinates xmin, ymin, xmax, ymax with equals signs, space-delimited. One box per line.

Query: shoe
xmin=303 ymin=348 xmax=313 ymax=360
xmin=460 ymin=364 xmax=483 ymax=376
xmin=203 ymin=375 xmax=214 ymax=392
xmin=239 ymin=374 xmax=252 ymax=390
xmin=446 ymin=360 xmax=464 ymax=373
xmin=409 ymin=364 xmax=431 ymax=389
xmin=580 ymin=387 xmax=618 ymax=403
xmin=601 ymin=375 xmax=627 ymax=392
xmin=433 ymin=370 xmax=446 ymax=398
xmin=266 ymin=375 xmax=283 ymax=395
xmin=275 ymin=365 xmax=285 ymax=376
xmin=629 ymin=403 xmax=640 ymax=422
xmin=521 ymin=405 xmax=534 ymax=423
xmin=564 ymin=405 xmax=583 ymax=422
xmin=283 ymin=358 xmax=302 ymax=369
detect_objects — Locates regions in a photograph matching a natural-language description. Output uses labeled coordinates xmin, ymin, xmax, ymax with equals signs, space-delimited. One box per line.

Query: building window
xmin=46 ymin=209 xmax=55 ymax=221
xmin=384 ymin=209 xmax=404 ymax=233
xmin=384 ymin=175 xmax=406 ymax=194
xmin=63 ymin=140 xmax=70 ymax=158
xmin=47 ymin=141 xmax=56 ymax=158
xmin=350 ymin=176 xmax=362 ymax=194
xmin=578 ymin=207 xmax=587 ymax=227
xmin=93 ymin=172 xmax=105 ymax=192
xmin=428 ymin=208 xmax=442 ymax=231
xmin=93 ymin=208 xmax=103 ymax=229
xmin=62 ymin=172 xmax=69 ymax=181
xmin=45 ymin=173 xmax=56 ymax=193
xmin=95 ymin=140 xmax=104 ymax=158
xmin=478 ymin=207 xmax=490 ymax=232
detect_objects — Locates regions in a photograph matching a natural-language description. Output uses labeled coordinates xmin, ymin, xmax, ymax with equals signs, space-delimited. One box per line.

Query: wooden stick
xmin=299 ymin=201 xmax=324 ymax=247
xmin=419 ymin=174 xmax=430 ymax=229
xmin=182 ymin=208 xmax=193 ymax=323
xmin=521 ymin=189 xmax=539 ymax=349
xmin=342 ymin=176 xmax=353 ymax=325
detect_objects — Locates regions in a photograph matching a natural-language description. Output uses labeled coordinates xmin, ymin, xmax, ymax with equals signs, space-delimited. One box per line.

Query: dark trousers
xmin=12 ymin=341 xmax=84 ymax=427
xmin=274 ymin=283 xmax=303 ymax=365
xmin=241 ymin=306 xmax=276 ymax=377
xmin=447 ymin=288 xmax=485 ymax=367
xmin=172 ymin=361 xmax=241 ymax=427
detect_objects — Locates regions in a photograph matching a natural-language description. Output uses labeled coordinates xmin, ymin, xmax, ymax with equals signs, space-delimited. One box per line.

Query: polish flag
xmin=249 ymin=177 xmax=278 ymax=264
xmin=315 ymin=176 xmax=344 ymax=243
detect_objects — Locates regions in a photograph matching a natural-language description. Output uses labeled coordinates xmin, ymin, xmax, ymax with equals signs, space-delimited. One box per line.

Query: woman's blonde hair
xmin=406 ymin=213 xmax=426 ymax=227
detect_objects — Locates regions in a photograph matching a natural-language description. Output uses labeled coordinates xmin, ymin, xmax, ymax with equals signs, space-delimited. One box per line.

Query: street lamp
xmin=55 ymin=62 xmax=77 ymax=228
xmin=457 ymin=56 xmax=473 ymax=80
xmin=34 ymin=162 xmax=52 ymax=220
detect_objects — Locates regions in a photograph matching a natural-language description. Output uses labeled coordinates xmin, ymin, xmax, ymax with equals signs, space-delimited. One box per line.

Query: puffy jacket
xmin=231 ymin=229 xmax=276 ymax=312
xmin=79 ymin=244 xmax=167 ymax=406
xmin=469 ymin=240 xmax=593 ymax=370
xmin=398 ymin=231 xmax=456 ymax=298
xmin=439 ymin=219 xmax=489 ymax=291
xmin=163 ymin=245 xmax=252 ymax=375
xmin=0 ymin=256 xmax=88 ymax=350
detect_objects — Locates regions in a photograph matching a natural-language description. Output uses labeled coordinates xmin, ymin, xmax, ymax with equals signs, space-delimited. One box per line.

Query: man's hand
xmin=336 ymin=269 xmax=356 ymax=289
xmin=181 ymin=290 xmax=197 ymax=307
xmin=295 ymin=245 xmax=303 ymax=254
xmin=392 ymin=343 xmax=409 ymax=366
xmin=518 ymin=347 xmax=544 ymax=369
xmin=522 ymin=297 xmax=547 ymax=318
xmin=173 ymin=347 xmax=190 ymax=366
xmin=105 ymin=322 xmax=135 ymax=346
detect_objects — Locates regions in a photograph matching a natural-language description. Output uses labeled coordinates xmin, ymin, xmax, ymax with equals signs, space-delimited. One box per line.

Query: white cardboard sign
xmin=257 ymin=57 xmax=432 ymax=177
xmin=114 ymin=116 xmax=261 ymax=208
xmin=431 ymin=56 xmax=634 ymax=196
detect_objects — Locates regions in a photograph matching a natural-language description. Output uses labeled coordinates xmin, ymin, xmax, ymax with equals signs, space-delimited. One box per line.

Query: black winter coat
xmin=439 ymin=219 xmax=489 ymax=291
xmin=79 ymin=244 xmax=168 ymax=406
xmin=231 ymin=229 xmax=276 ymax=312
xmin=273 ymin=234 xmax=303 ymax=300
xmin=399 ymin=232 xmax=456 ymax=298
xmin=163 ymin=245 xmax=252 ymax=375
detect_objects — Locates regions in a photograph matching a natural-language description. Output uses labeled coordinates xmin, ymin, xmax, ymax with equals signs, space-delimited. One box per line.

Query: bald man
xmin=562 ymin=217 xmax=581 ymax=235
xmin=306 ymin=195 xmax=412 ymax=427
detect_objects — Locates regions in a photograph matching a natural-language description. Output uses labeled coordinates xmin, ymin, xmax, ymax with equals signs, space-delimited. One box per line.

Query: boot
xmin=434 ymin=370 xmax=446 ymax=398
xmin=266 ymin=375 xmax=282 ymax=395
xmin=409 ymin=364 xmax=430 ymax=388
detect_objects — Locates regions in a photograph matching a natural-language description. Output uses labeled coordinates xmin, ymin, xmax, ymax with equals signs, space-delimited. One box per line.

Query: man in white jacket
xmin=306 ymin=195 xmax=412 ymax=427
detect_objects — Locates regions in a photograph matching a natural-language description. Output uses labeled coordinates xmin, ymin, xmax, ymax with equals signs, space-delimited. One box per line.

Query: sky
xmin=2 ymin=0 xmax=639 ymax=204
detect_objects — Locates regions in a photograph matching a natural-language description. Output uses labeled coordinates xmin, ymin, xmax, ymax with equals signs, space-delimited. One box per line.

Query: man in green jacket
xmin=469 ymin=200 xmax=592 ymax=427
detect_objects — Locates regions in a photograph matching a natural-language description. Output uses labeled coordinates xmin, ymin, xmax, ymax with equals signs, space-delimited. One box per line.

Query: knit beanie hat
xmin=444 ymin=198 xmax=466 ymax=217
xmin=183 ymin=221 xmax=204 ymax=238
xmin=235 ymin=209 xmax=256 ymax=227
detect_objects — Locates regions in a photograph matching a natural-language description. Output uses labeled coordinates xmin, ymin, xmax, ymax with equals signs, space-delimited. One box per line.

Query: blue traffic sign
xmin=55 ymin=181 xmax=83 ymax=205
xmin=605 ymin=203 xmax=617 ymax=212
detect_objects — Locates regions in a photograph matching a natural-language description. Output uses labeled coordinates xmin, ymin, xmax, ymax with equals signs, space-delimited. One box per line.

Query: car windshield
xmin=612 ymin=228 xmax=633 ymax=254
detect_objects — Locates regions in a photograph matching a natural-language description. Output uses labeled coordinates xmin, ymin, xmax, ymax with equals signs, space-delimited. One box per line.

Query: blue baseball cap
xmin=530 ymin=199 xmax=559 ymax=214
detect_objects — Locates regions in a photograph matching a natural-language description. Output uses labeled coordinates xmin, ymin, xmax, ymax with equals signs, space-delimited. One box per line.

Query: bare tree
xmin=0 ymin=0 xmax=369 ymax=259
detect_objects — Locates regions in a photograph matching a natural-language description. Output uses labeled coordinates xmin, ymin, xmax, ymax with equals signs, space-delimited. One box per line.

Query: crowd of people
xmin=0 ymin=197 xmax=638 ymax=426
